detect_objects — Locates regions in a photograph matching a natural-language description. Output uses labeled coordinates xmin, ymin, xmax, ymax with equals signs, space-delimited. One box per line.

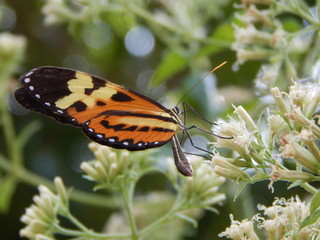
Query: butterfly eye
xmin=173 ymin=106 xmax=181 ymax=115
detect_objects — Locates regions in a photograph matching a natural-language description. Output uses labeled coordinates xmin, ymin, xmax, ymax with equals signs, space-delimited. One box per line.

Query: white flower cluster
xmin=81 ymin=142 xmax=155 ymax=191
xmin=220 ymin=196 xmax=319 ymax=239
xmin=212 ymin=82 xmax=320 ymax=184
xmin=20 ymin=178 xmax=67 ymax=239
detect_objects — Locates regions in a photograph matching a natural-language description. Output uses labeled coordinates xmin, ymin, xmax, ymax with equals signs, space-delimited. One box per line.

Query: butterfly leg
xmin=178 ymin=103 xmax=189 ymax=144
xmin=183 ymin=129 xmax=213 ymax=155
xmin=179 ymin=102 xmax=210 ymax=146
xmin=183 ymin=151 xmax=211 ymax=160
xmin=185 ymin=125 xmax=233 ymax=139
xmin=182 ymin=102 xmax=217 ymax=125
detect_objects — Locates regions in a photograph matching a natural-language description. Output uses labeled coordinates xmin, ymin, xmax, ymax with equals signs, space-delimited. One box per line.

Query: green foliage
xmin=0 ymin=175 xmax=16 ymax=213
xmin=151 ymin=51 xmax=188 ymax=86
xmin=20 ymin=151 xmax=226 ymax=239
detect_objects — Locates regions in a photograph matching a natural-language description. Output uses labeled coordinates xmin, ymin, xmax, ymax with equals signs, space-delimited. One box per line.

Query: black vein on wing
xmin=98 ymin=110 xmax=178 ymax=124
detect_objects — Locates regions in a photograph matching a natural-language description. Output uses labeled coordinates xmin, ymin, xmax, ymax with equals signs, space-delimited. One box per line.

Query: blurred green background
xmin=0 ymin=0 xmax=306 ymax=239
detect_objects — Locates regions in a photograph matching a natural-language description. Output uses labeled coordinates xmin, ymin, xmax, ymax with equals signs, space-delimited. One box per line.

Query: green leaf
xmin=204 ymin=206 xmax=219 ymax=214
xmin=234 ymin=182 xmax=248 ymax=201
xmin=175 ymin=213 xmax=198 ymax=228
xmin=210 ymin=22 xmax=235 ymax=42
xmin=0 ymin=175 xmax=17 ymax=213
xmin=282 ymin=19 xmax=301 ymax=32
xmin=197 ymin=23 xmax=234 ymax=57
xmin=231 ymin=158 xmax=251 ymax=168
xmin=310 ymin=189 xmax=320 ymax=213
xmin=151 ymin=51 xmax=188 ymax=87
xmin=288 ymin=180 xmax=304 ymax=189
xmin=250 ymin=173 xmax=269 ymax=182
xmin=299 ymin=208 xmax=320 ymax=231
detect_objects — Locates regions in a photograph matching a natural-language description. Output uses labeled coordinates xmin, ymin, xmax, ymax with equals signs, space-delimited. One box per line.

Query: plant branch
xmin=0 ymin=154 xmax=120 ymax=208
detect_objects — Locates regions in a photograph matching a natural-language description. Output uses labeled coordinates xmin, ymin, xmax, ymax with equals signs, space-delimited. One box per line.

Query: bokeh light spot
xmin=82 ymin=22 xmax=113 ymax=49
xmin=7 ymin=92 xmax=29 ymax=116
xmin=125 ymin=26 xmax=154 ymax=57
xmin=0 ymin=6 xmax=16 ymax=30
xmin=63 ymin=54 xmax=89 ymax=72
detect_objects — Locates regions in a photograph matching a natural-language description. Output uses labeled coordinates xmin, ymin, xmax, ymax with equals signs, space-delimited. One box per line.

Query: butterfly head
xmin=172 ymin=106 xmax=181 ymax=115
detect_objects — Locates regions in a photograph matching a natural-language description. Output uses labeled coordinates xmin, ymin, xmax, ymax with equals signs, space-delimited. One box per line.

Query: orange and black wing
xmin=15 ymin=66 xmax=181 ymax=150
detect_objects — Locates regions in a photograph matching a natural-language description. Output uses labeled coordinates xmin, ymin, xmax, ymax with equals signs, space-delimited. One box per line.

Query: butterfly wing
xmin=15 ymin=66 xmax=181 ymax=150
xmin=14 ymin=88 xmax=71 ymax=125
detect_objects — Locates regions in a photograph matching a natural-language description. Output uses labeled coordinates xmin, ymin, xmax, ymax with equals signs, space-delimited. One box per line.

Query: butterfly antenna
xmin=176 ymin=61 xmax=227 ymax=107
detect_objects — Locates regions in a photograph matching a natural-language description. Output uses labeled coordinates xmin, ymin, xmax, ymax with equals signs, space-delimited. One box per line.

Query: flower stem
xmin=0 ymin=154 xmax=120 ymax=208
xmin=121 ymin=182 xmax=139 ymax=240
xmin=0 ymin=75 xmax=22 ymax=173
xmin=54 ymin=224 xmax=131 ymax=239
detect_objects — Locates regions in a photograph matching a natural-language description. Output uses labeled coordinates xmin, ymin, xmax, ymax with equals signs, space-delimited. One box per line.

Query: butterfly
xmin=14 ymin=66 xmax=202 ymax=176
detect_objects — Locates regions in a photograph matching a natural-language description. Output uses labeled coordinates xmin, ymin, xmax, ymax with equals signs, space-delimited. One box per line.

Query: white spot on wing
xmin=24 ymin=78 xmax=30 ymax=83
xmin=96 ymin=134 xmax=103 ymax=138
xmin=154 ymin=141 xmax=159 ymax=145
xmin=45 ymin=102 xmax=51 ymax=106
xmin=35 ymin=94 xmax=40 ymax=99
xmin=123 ymin=142 xmax=129 ymax=146
xmin=57 ymin=110 xmax=63 ymax=114
xmin=109 ymin=138 xmax=115 ymax=142
xmin=29 ymin=86 xmax=34 ymax=91
xmin=88 ymin=128 xmax=94 ymax=132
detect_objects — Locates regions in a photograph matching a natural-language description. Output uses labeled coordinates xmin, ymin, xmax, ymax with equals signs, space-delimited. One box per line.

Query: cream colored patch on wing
xmin=55 ymin=93 xmax=86 ymax=109
xmin=75 ymin=71 xmax=93 ymax=84
xmin=117 ymin=116 xmax=179 ymax=131
xmin=90 ymin=85 xmax=117 ymax=100
xmin=76 ymin=72 xmax=118 ymax=100
xmin=55 ymin=71 xmax=116 ymax=109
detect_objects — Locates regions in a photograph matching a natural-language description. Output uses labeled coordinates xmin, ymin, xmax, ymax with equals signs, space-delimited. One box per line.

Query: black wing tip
xmin=19 ymin=66 xmax=50 ymax=77
xmin=14 ymin=87 xmax=36 ymax=110
xmin=14 ymin=87 xmax=80 ymax=126
xmin=19 ymin=66 xmax=50 ymax=85
xmin=19 ymin=66 xmax=75 ymax=81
